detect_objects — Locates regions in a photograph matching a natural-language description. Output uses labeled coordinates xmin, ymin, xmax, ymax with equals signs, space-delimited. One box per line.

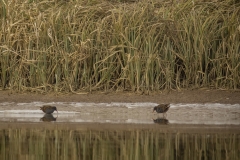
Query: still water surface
xmin=0 ymin=123 xmax=239 ymax=160
xmin=0 ymin=102 xmax=239 ymax=160
xmin=0 ymin=102 xmax=239 ymax=125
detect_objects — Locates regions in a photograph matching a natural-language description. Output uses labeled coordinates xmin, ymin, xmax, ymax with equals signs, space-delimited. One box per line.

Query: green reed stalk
xmin=0 ymin=0 xmax=239 ymax=92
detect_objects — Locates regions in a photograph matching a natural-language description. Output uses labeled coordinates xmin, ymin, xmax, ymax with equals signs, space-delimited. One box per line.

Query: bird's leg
xmin=163 ymin=113 xmax=166 ymax=118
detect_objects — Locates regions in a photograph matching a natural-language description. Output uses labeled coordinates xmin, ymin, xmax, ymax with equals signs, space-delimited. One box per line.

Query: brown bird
xmin=40 ymin=105 xmax=58 ymax=114
xmin=153 ymin=104 xmax=170 ymax=117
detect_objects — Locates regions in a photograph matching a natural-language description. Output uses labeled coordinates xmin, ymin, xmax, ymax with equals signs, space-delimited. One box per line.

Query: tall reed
xmin=0 ymin=0 xmax=239 ymax=93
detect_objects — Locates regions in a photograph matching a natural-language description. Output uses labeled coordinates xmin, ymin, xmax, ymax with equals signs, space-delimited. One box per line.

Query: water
xmin=0 ymin=123 xmax=239 ymax=160
xmin=0 ymin=102 xmax=240 ymax=160
xmin=0 ymin=102 xmax=239 ymax=124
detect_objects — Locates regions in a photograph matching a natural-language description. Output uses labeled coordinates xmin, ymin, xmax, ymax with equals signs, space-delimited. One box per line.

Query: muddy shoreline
xmin=1 ymin=89 xmax=240 ymax=104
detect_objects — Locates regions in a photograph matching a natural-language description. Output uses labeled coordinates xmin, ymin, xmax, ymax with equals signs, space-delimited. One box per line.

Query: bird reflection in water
xmin=152 ymin=118 xmax=169 ymax=125
xmin=40 ymin=114 xmax=57 ymax=122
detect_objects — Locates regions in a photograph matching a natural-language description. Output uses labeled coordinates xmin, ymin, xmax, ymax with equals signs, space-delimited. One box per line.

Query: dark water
xmin=0 ymin=123 xmax=239 ymax=160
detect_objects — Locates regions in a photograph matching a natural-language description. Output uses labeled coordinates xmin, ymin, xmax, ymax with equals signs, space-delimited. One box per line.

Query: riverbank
xmin=1 ymin=89 xmax=240 ymax=104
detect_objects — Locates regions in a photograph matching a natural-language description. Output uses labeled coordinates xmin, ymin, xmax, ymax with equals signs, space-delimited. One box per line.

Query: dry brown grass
xmin=0 ymin=0 xmax=239 ymax=93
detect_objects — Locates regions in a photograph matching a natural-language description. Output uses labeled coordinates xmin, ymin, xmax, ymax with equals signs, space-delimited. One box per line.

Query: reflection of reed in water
xmin=0 ymin=128 xmax=239 ymax=160
xmin=153 ymin=118 xmax=169 ymax=125
xmin=40 ymin=114 xmax=57 ymax=122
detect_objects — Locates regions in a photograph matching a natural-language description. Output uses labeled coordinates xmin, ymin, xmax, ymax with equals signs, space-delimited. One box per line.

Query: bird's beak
xmin=152 ymin=110 xmax=155 ymax=113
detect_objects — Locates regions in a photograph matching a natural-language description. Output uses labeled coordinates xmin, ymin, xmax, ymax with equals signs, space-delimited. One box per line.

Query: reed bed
xmin=0 ymin=0 xmax=239 ymax=93
xmin=0 ymin=128 xmax=239 ymax=160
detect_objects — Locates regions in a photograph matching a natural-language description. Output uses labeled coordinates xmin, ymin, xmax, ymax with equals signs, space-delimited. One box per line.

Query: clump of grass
xmin=0 ymin=0 xmax=239 ymax=93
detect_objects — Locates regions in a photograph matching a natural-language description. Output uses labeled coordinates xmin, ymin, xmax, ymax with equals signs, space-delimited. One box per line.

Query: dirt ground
xmin=1 ymin=89 xmax=240 ymax=104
